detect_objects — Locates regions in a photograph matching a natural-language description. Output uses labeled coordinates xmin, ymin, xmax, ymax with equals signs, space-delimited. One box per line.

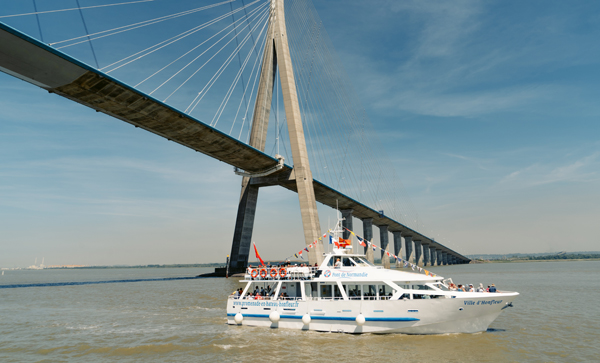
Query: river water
xmin=1 ymin=261 xmax=598 ymax=362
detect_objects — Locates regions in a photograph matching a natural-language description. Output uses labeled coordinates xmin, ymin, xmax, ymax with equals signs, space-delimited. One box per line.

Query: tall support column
xmin=379 ymin=225 xmax=390 ymax=268
xmin=404 ymin=235 xmax=414 ymax=264
xmin=341 ymin=209 xmax=353 ymax=251
xmin=414 ymin=240 xmax=423 ymax=266
xmin=429 ymin=246 xmax=437 ymax=266
xmin=392 ymin=231 xmax=402 ymax=267
xmin=273 ymin=0 xmax=323 ymax=264
xmin=436 ymin=249 xmax=443 ymax=266
xmin=228 ymin=13 xmax=277 ymax=272
xmin=442 ymin=252 xmax=448 ymax=265
xmin=421 ymin=242 xmax=430 ymax=266
xmin=362 ymin=218 xmax=374 ymax=263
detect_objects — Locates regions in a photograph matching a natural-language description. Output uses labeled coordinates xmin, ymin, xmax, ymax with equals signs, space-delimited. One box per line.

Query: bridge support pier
xmin=436 ymin=249 xmax=443 ymax=266
xmin=421 ymin=242 xmax=430 ymax=266
xmin=430 ymin=246 xmax=437 ymax=266
xmin=392 ymin=231 xmax=402 ymax=267
xmin=404 ymin=235 xmax=414 ymax=264
xmin=229 ymin=182 xmax=260 ymax=272
xmin=362 ymin=218 xmax=374 ymax=263
xmin=414 ymin=240 xmax=423 ymax=266
xmin=379 ymin=225 xmax=390 ymax=268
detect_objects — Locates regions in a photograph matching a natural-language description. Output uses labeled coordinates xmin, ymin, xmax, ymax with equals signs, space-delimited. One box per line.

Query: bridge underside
xmin=0 ymin=23 xmax=470 ymax=265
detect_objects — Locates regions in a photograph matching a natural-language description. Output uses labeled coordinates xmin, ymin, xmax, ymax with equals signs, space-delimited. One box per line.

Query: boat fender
xmin=279 ymin=268 xmax=287 ymax=278
xmin=250 ymin=269 xmax=259 ymax=278
xmin=355 ymin=314 xmax=366 ymax=326
xmin=302 ymin=314 xmax=311 ymax=325
xmin=259 ymin=269 xmax=267 ymax=279
xmin=270 ymin=268 xmax=278 ymax=278
xmin=234 ymin=313 xmax=243 ymax=324
xmin=269 ymin=311 xmax=280 ymax=323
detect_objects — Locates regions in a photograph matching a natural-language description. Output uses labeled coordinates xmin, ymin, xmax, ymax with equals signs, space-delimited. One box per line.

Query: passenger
xmin=477 ymin=283 xmax=484 ymax=293
xmin=423 ymin=294 xmax=431 ymax=299
xmin=487 ymin=286 xmax=490 ymax=292
xmin=260 ymin=287 xmax=265 ymax=296
xmin=334 ymin=258 xmax=342 ymax=268
xmin=279 ymin=292 xmax=285 ymax=300
xmin=266 ymin=285 xmax=271 ymax=295
xmin=448 ymin=283 xmax=457 ymax=291
xmin=489 ymin=284 xmax=497 ymax=293
xmin=468 ymin=284 xmax=474 ymax=292
xmin=457 ymin=284 xmax=462 ymax=291
xmin=232 ymin=290 xmax=239 ymax=298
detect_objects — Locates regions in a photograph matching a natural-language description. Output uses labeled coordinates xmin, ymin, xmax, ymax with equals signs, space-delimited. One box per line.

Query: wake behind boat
xmin=226 ymin=248 xmax=518 ymax=334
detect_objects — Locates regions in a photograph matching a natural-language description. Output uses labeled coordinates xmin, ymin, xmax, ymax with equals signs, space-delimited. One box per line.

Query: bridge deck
xmin=0 ymin=22 xmax=469 ymax=262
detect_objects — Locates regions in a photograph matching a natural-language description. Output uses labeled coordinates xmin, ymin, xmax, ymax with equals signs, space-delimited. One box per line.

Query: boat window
xmin=355 ymin=257 xmax=374 ymax=266
xmin=377 ymin=284 xmax=394 ymax=300
xmin=320 ymin=284 xmax=333 ymax=299
xmin=414 ymin=284 xmax=434 ymax=291
xmin=344 ymin=284 xmax=362 ymax=300
xmin=342 ymin=257 xmax=355 ymax=267
xmin=394 ymin=283 xmax=411 ymax=290
xmin=333 ymin=284 xmax=343 ymax=300
xmin=363 ymin=284 xmax=377 ymax=300
xmin=308 ymin=282 xmax=318 ymax=299
xmin=432 ymin=283 xmax=449 ymax=291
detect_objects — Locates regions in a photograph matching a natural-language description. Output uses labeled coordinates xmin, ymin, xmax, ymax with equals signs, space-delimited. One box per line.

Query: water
xmin=1 ymin=262 xmax=598 ymax=362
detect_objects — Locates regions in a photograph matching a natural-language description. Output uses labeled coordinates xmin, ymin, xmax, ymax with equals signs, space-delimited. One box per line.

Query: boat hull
xmin=226 ymin=292 xmax=518 ymax=334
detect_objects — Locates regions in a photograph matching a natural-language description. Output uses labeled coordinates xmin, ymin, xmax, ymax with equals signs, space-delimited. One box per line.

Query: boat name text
xmin=464 ymin=300 xmax=503 ymax=306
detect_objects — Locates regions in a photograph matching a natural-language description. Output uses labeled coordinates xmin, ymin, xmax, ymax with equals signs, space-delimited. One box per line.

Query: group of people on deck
xmin=448 ymin=283 xmax=498 ymax=292
xmin=230 ymin=286 xmax=290 ymax=300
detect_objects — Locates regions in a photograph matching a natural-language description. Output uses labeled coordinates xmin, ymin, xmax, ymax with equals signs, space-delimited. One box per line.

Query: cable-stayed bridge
xmin=0 ymin=0 xmax=470 ymax=271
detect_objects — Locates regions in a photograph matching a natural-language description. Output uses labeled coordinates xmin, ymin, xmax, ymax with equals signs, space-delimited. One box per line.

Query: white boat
xmin=226 ymin=249 xmax=518 ymax=334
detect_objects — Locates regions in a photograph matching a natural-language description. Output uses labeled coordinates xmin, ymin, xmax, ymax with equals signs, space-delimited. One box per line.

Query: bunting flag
xmin=372 ymin=244 xmax=377 ymax=251
xmin=357 ymin=236 xmax=366 ymax=247
xmin=294 ymin=253 xmax=299 ymax=258
xmin=329 ymin=235 xmax=336 ymax=244
xmin=404 ymin=261 xmax=409 ymax=268
xmin=411 ymin=264 xmax=415 ymax=271
xmin=253 ymin=242 xmax=265 ymax=267
xmin=386 ymin=251 xmax=391 ymax=257
xmin=304 ymin=247 xmax=309 ymax=252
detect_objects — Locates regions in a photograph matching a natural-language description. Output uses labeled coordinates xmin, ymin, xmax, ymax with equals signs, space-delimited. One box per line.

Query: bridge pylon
xmin=228 ymin=0 xmax=324 ymax=272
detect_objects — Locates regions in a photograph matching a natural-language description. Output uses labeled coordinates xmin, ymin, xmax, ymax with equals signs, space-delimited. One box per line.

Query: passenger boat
xmin=226 ymin=246 xmax=519 ymax=334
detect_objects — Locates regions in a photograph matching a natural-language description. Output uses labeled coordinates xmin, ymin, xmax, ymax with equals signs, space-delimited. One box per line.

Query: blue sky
xmin=1 ymin=0 xmax=599 ymax=267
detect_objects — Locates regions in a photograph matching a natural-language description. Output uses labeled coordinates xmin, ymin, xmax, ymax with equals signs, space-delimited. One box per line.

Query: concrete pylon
xmin=404 ymin=235 xmax=414 ymax=264
xmin=392 ymin=231 xmax=402 ymax=267
xmin=229 ymin=0 xmax=324 ymax=269
xmin=379 ymin=225 xmax=390 ymax=269
xmin=436 ymin=249 xmax=443 ymax=266
xmin=272 ymin=0 xmax=323 ymax=265
xmin=228 ymin=12 xmax=277 ymax=271
xmin=429 ymin=246 xmax=437 ymax=266
xmin=362 ymin=218 xmax=374 ymax=263
xmin=421 ymin=242 xmax=430 ymax=266
xmin=414 ymin=240 xmax=423 ymax=266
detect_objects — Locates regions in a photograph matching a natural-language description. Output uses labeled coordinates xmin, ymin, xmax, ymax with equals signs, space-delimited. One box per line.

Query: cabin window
xmin=333 ymin=284 xmax=343 ymax=300
xmin=363 ymin=284 xmax=377 ymax=300
xmin=344 ymin=284 xmax=362 ymax=300
xmin=414 ymin=284 xmax=433 ymax=291
xmin=342 ymin=257 xmax=355 ymax=267
xmin=320 ymin=284 xmax=333 ymax=299
xmin=377 ymin=284 xmax=394 ymax=300
xmin=394 ymin=283 xmax=411 ymax=290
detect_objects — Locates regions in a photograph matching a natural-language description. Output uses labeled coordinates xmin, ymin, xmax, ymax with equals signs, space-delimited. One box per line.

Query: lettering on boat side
xmin=463 ymin=300 xmax=503 ymax=306
xmin=323 ymin=270 xmax=368 ymax=278
xmin=233 ymin=300 xmax=300 ymax=308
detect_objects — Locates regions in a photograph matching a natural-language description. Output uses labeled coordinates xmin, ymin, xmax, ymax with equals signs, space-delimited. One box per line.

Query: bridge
xmin=0 ymin=0 xmax=470 ymax=271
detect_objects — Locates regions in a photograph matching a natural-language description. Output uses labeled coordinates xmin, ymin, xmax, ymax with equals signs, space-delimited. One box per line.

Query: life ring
xmin=279 ymin=268 xmax=287 ymax=278
xmin=250 ymin=269 xmax=259 ymax=278
xmin=270 ymin=268 xmax=278 ymax=278
xmin=259 ymin=269 xmax=267 ymax=279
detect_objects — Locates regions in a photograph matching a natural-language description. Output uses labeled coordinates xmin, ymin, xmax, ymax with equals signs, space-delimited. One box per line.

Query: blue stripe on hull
xmin=227 ymin=313 xmax=419 ymax=322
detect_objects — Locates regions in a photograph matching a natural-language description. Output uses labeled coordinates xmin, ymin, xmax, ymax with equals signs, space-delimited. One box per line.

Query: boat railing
xmin=244 ymin=266 xmax=319 ymax=281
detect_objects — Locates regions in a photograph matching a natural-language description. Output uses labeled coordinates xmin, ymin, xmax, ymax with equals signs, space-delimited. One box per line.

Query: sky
xmin=1 ymin=0 xmax=599 ymax=267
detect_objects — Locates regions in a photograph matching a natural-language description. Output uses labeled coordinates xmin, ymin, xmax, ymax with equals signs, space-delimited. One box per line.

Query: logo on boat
xmin=323 ymin=270 xmax=368 ymax=278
